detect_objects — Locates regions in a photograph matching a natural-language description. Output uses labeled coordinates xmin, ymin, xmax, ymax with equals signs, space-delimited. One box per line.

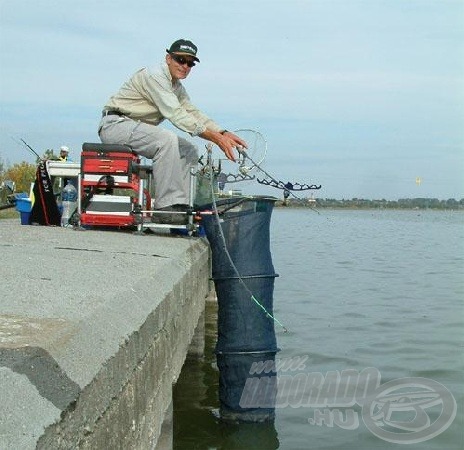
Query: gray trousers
xmin=98 ymin=115 xmax=198 ymax=209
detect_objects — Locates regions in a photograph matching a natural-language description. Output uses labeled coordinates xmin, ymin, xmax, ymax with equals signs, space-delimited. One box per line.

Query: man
xmin=59 ymin=146 xmax=70 ymax=161
xmin=98 ymin=39 xmax=247 ymax=224
xmin=55 ymin=145 xmax=74 ymax=190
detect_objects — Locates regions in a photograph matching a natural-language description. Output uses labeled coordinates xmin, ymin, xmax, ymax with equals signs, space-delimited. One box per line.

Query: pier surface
xmin=0 ymin=220 xmax=210 ymax=449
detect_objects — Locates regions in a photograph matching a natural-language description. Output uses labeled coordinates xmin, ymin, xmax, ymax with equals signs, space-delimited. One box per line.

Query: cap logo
xmin=179 ymin=45 xmax=195 ymax=53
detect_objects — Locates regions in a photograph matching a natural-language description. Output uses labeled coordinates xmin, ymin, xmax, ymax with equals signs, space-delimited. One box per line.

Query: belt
xmin=102 ymin=110 xmax=125 ymax=117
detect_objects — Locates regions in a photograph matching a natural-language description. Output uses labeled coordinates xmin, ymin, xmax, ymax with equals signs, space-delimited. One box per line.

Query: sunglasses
xmin=170 ymin=53 xmax=196 ymax=68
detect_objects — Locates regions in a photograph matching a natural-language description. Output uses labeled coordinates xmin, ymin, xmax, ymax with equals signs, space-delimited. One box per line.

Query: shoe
xmin=151 ymin=204 xmax=189 ymax=225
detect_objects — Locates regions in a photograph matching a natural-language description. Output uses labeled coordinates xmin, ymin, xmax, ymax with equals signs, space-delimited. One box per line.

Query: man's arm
xmin=147 ymin=67 xmax=249 ymax=160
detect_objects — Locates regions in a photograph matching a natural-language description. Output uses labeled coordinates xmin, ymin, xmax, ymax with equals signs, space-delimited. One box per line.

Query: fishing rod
xmin=20 ymin=138 xmax=42 ymax=160
xmin=10 ymin=136 xmax=42 ymax=160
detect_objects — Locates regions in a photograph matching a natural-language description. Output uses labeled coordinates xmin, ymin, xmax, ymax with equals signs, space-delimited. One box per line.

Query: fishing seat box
xmin=79 ymin=142 xmax=145 ymax=227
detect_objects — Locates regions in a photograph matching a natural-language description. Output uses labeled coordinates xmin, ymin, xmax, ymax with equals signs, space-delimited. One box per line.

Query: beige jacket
xmin=104 ymin=62 xmax=221 ymax=136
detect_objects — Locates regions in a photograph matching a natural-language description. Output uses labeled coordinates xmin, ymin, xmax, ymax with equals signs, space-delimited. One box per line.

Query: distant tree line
xmin=0 ymin=150 xmax=58 ymax=194
xmin=277 ymin=197 xmax=464 ymax=210
xmin=1 ymin=155 xmax=462 ymax=211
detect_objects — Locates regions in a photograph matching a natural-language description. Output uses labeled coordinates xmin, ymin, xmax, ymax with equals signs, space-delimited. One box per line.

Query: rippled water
xmin=173 ymin=209 xmax=464 ymax=450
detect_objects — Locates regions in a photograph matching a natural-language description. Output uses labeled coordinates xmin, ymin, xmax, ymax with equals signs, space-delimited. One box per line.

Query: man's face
xmin=166 ymin=53 xmax=196 ymax=81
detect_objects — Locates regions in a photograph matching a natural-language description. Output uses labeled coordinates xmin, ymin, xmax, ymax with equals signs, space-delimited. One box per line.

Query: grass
xmin=0 ymin=207 xmax=19 ymax=220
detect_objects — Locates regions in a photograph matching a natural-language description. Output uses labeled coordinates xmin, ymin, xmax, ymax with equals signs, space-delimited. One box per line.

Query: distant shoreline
xmin=274 ymin=198 xmax=464 ymax=210
xmin=275 ymin=205 xmax=464 ymax=211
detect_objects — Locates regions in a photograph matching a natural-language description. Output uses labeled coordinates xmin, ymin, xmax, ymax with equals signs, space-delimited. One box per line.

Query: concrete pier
xmin=0 ymin=220 xmax=211 ymax=449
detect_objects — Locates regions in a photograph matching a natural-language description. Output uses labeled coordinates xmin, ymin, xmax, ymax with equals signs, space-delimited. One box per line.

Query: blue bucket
xmin=15 ymin=198 xmax=32 ymax=225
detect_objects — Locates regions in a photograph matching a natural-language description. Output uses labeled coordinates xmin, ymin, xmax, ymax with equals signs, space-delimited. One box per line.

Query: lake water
xmin=173 ymin=208 xmax=464 ymax=450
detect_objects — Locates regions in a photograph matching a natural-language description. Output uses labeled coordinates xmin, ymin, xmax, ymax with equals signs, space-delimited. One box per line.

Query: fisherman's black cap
xmin=166 ymin=39 xmax=200 ymax=62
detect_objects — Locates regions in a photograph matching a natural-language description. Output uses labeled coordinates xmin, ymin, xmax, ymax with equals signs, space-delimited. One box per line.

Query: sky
xmin=0 ymin=0 xmax=463 ymax=200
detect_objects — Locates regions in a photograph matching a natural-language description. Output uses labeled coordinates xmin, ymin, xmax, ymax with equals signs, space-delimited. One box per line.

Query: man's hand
xmin=200 ymin=130 xmax=248 ymax=162
xmin=222 ymin=131 xmax=248 ymax=160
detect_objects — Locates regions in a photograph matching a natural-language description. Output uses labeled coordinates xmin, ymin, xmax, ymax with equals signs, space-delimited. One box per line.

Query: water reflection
xmin=217 ymin=421 xmax=279 ymax=450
